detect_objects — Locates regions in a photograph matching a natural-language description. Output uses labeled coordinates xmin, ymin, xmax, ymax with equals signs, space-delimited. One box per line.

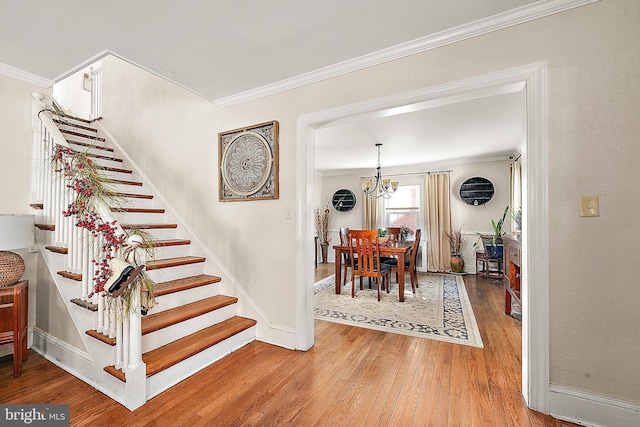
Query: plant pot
xmin=450 ymin=254 xmax=465 ymax=273
xmin=484 ymin=244 xmax=503 ymax=259
xmin=320 ymin=243 xmax=329 ymax=263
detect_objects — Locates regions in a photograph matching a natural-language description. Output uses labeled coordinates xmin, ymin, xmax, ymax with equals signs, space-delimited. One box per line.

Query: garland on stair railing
xmin=50 ymin=131 xmax=156 ymax=313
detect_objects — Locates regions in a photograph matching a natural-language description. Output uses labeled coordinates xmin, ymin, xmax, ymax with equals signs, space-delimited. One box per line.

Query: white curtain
xmin=426 ymin=173 xmax=452 ymax=272
xmin=510 ymin=158 xmax=522 ymax=229
xmin=362 ymin=189 xmax=380 ymax=230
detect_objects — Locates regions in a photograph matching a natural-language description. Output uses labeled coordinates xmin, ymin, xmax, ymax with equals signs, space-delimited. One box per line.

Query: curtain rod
xmin=360 ymin=169 xmax=452 ymax=179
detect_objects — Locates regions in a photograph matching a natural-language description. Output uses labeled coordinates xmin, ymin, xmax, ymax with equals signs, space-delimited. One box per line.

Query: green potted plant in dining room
xmin=447 ymin=226 xmax=468 ymax=273
xmin=479 ymin=205 xmax=509 ymax=259
xmin=315 ymin=203 xmax=333 ymax=263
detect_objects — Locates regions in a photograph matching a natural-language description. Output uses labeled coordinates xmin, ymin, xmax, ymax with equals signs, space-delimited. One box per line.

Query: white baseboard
xmin=30 ymin=328 xmax=127 ymax=407
xmin=549 ymin=384 xmax=640 ymax=427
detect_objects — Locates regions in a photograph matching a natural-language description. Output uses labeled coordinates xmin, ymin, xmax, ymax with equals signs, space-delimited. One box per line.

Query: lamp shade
xmin=0 ymin=214 xmax=35 ymax=286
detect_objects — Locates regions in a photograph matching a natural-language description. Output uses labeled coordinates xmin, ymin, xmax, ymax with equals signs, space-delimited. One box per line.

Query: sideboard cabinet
xmin=503 ymin=236 xmax=522 ymax=317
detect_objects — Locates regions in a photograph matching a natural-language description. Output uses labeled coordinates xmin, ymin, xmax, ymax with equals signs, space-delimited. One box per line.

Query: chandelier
xmin=361 ymin=143 xmax=398 ymax=199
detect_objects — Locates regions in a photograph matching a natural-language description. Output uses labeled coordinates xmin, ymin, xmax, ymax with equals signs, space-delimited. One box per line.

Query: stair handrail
xmin=31 ymin=93 xmax=145 ymax=408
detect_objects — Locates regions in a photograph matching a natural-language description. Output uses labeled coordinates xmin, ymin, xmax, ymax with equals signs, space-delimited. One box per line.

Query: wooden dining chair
xmin=386 ymin=227 xmax=402 ymax=242
xmin=348 ymin=229 xmax=391 ymax=301
xmin=385 ymin=229 xmax=422 ymax=293
xmin=339 ymin=227 xmax=356 ymax=285
xmin=0 ymin=280 xmax=29 ymax=377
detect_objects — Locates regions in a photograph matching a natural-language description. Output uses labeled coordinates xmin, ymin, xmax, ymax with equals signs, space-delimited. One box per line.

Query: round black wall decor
xmin=332 ymin=189 xmax=356 ymax=212
xmin=459 ymin=177 xmax=495 ymax=206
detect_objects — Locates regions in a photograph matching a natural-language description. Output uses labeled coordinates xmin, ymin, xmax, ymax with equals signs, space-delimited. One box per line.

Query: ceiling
xmin=0 ymin=1 xmax=585 ymax=173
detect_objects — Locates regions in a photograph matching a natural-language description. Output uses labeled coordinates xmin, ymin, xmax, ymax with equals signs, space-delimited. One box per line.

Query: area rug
xmin=314 ymin=272 xmax=484 ymax=348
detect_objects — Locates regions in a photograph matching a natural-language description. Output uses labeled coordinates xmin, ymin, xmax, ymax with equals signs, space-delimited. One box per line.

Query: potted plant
xmin=377 ymin=228 xmax=389 ymax=244
xmin=479 ymin=206 xmax=509 ymax=259
xmin=400 ymin=225 xmax=414 ymax=241
xmin=447 ymin=226 xmax=468 ymax=273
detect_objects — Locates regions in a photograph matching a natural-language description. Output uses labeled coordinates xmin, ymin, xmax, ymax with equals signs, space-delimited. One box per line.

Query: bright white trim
xmin=549 ymin=384 xmax=640 ymax=427
xmin=30 ymin=328 xmax=127 ymax=408
xmin=215 ymin=0 xmax=597 ymax=107
xmin=0 ymin=62 xmax=52 ymax=87
xmin=297 ymin=62 xmax=549 ymax=411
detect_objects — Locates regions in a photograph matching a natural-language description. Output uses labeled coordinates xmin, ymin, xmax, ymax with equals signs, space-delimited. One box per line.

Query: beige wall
xmin=0 ymin=75 xmax=80 ymax=351
xmin=4 ymin=0 xmax=635 ymax=410
xmin=98 ymin=0 xmax=638 ymax=404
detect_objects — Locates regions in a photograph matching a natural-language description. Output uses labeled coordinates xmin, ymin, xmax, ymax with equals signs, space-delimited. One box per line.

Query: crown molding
xmin=0 ymin=62 xmax=52 ymax=87
xmin=215 ymin=0 xmax=598 ymax=108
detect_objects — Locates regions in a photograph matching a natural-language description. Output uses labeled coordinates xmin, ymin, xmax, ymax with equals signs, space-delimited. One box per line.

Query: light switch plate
xmin=580 ymin=195 xmax=599 ymax=217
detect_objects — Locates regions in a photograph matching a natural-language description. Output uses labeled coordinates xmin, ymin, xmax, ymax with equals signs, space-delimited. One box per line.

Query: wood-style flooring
xmin=0 ymin=263 xmax=578 ymax=426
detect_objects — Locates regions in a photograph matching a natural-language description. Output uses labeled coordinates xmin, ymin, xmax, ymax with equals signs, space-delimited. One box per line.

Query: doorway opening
xmin=296 ymin=62 xmax=548 ymax=412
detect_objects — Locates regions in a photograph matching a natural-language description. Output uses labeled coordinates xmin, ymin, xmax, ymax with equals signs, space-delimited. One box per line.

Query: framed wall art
xmin=218 ymin=120 xmax=279 ymax=202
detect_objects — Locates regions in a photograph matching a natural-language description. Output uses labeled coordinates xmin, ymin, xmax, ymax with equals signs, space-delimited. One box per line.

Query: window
xmin=384 ymin=183 xmax=420 ymax=238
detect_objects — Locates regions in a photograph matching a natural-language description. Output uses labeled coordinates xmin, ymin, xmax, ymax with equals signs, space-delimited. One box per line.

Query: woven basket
xmin=0 ymin=251 xmax=25 ymax=287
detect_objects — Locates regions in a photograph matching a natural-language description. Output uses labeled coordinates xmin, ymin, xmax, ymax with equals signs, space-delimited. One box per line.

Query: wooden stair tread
xmin=35 ymin=223 xmax=55 ymax=231
xmin=142 ymin=295 xmax=238 ymax=335
xmin=152 ymin=239 xmax=191 ymax=248
xmin=121 ymin=223 xmax=177 ymax=230
xmin=146 ymin=256 xmax=206 ymax=270
xmin=144 ymin=316 xmax=256 ymax=377
xmin=111 ymin=207 xmax=165 ymax=214
xmin=104 ymin=365 xmax=126 ymax=382
xmin=58 ymin=271 xmax=81 ymax=281
xmin=53 ymin=112 xmax=92 ymax=124
xmin=71 ymin=298 xmax=98 ymax=312
xmin=45 ymin=246 xmax=68 ymax=254
xmin=66 ymin=139 xmax=113 ymax=152
xmin=110 ymin=192 xmax=152 ymax=199
xmin=97 ymin=165 xmax=132 ymax=174
xmin=108 ymin=179 xmax=143 ymax=187
xmin=30 ymin=203 xmax=43 ymax=209
xmin=53 ymin=118 xmax=97 ymax=133
xmin=154 ymin=274 xmax=221 ymax=297
xmin=86 ymin=330 xmax=116 ymax=346
xmin=61 ymin=129 xmax=105 ymax=142
xmin=105 ymin=316 xmax=256 ymax=382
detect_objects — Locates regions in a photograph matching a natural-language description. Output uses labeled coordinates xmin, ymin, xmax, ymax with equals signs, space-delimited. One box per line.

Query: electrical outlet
xmin=285 ymin=206 xmax=293 ymax=219
xmin=580 ymin=195 xmax=599 ymax=217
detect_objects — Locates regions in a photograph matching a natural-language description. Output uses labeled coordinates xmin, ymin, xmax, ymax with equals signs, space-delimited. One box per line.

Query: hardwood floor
xmin=0 ymin=263 xmax=578 ymax=426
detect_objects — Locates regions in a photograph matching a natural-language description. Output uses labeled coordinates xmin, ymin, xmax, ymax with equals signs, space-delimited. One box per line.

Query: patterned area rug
xmin=314 ymin=272 xmax=484 ymax=348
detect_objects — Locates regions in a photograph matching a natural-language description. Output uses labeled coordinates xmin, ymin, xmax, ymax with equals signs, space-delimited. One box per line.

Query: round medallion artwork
xmin=221 ymin=131 xmax=273 ymax=197
xmin=459 ymin=177 xmax=495 ymax=206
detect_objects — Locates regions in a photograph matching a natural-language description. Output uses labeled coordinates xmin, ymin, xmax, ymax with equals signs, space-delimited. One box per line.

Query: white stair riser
xmin=111 ymin=211 xmax=166 ymax=224
xmin=145 ymin=327 xmax=255 ymax=400
xmin=141 ymin=304 xmax=237 ymax=353
xmin=131 ymin=228 xmax=178 ymax=240
xmin=114 ymin=197 xmax=156 ymax=209
xmin=146 ymin=263 xmax=205 ymax=283
xmin=149 ymin=282 xmax=221 ymax=314
xmin=101 ymin=169 xmax=136 ymax=181
xmin=149 ymin=244 xmax=191 ymax=260
xmin=90 ymin=157 xmax=124 ymax=169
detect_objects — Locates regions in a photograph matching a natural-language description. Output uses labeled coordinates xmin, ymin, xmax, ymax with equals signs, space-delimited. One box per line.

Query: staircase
xmin=31 ymin=106 xmax=256 ymax=410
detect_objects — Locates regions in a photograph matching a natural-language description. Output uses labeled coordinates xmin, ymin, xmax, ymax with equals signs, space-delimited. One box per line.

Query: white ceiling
xmin=0 ymin=1 xmax=587 ymax=172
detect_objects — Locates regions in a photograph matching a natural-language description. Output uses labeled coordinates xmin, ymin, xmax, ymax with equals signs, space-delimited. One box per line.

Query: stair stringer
xmin=33 ymin=229 xmax=130 ymax=405
xmin=96 ymin=120 xmax=298 ymax=349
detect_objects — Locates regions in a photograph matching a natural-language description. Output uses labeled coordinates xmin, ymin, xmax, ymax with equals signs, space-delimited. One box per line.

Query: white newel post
xmin=124 ymin=288 xmax=146 ymax=410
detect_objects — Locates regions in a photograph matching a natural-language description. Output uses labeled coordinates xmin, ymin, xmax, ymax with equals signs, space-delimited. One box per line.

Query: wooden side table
xmin=475 ymin=252 xmax=504 ymax=280
xmin=0 ymin=280 xmax=29 ymax=377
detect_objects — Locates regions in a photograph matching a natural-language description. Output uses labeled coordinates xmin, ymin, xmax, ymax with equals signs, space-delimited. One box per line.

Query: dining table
xmin=333 ymin=240 xmax=414 ymax=302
